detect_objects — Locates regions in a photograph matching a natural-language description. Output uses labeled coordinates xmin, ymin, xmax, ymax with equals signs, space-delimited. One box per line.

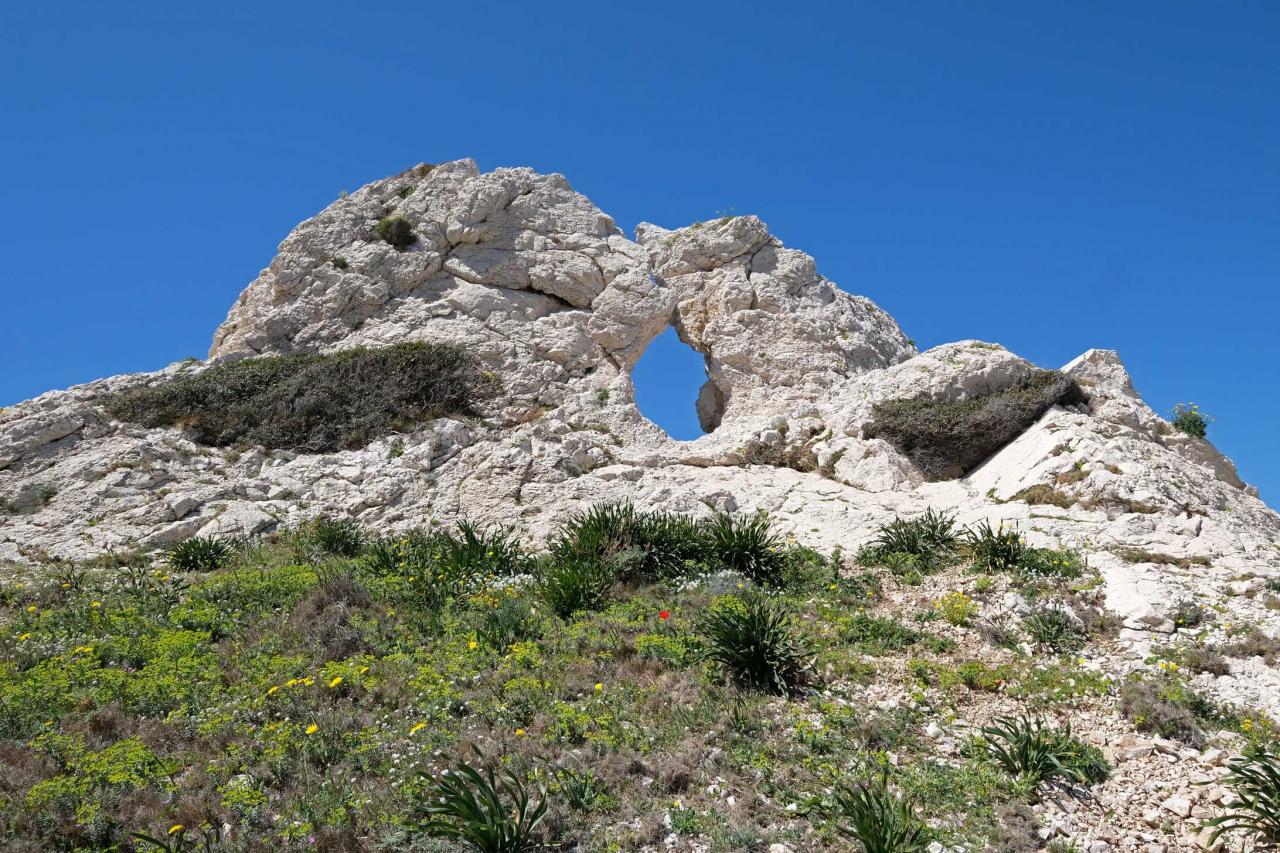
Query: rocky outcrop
xmin=4 ymin=159 xmax=1280 ymax=716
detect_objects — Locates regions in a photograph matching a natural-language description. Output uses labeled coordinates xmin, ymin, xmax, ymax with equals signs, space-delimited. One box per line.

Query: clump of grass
xmin=1204 ymin=746 xmax=1280 ymax=846
xmin=1223 ymin=627 xmax=1280 ymax=664
xmin=965 ymin=521 xmax=1024 ymax=573
xmin=830 ymin=770 xmax=929 ymax=852
xmin=167 ymin=536 xmax=232 ymax=573
xmin=702 ymin=511 xmax=786 ymax=587
xmin=866 ymin=370 xmax=1088 ymax=480
xmin=1170 ymin=402 xmax=1209 ymax=438
xmin=1023 ymin=608 xmax=1085 ymax=654
xmin=700 ymin=594 xmax=813 ymax=695
xmin=374 ymin=215 xmax=416 ymax=248
xmin=980 ymin=716 xmax=1109 ymax=796
xmin=538 ymin=557 xmax=614 ymax=619
xmin=304 ymin=516 xmax=364 ymax=557
xmin=860 ymin=509 xmax=958 ymax=573
xmin=421 ymin=753 xmax=549 ymax=852
xmin=106 ymin=343 xmax=488 ymax=453
xmin=552 ymin=502 xmax=705 ymax=585
xmin=1119 ymin=676 xmax=1207 ymax=747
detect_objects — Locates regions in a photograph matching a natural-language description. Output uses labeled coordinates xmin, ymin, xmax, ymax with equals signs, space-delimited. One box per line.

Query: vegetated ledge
xmin=104 ymin=342 xmax=493 ymax=453
xmin=866 ymin=369 xmax=1088 ymax=481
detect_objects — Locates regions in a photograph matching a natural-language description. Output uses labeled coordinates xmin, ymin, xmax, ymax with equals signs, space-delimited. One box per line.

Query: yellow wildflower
xmin=26 ymin=606 xmax=36 ymax=613
xmin=410 ymin=722 xmax=427 ymax=735
xmin=169 ymin=824 xmax=184 ymax=835
xmin=468 ymin=639 xmax=478 ymax=650
xmin=305 ymin=723 xmax=318 ymax=735
xmin=91 ymin=601 xmax=101 ymax=609
xmin=359 ymin=666 xmax=369 ymax=674
xmin=267 ymin=686 xmax=279 ymax=696
xmin=594 ymin=683 xmax=604 ymax=691
xmin=515 ymin=728 xmax=526 ymax=736
xmin=328 ymin=676 xmax=343 ymax=688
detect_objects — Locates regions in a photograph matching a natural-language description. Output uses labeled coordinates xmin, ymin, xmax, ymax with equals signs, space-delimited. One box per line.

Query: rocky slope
xmin=3 ymin=158 xmax=1280 ymax=721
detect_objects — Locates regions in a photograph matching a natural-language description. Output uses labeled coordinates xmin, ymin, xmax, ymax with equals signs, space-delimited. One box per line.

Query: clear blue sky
xmin=1 ymin=2 xmax=1276 ymax=500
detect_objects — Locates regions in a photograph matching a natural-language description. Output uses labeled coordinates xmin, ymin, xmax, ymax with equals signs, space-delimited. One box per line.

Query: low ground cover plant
xmin=106 ymin=342 xmax=489 ymax=452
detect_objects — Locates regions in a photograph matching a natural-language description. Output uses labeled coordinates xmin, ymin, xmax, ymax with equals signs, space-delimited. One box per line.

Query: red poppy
xmin=659 ymin=610 xmax=670 ymax=620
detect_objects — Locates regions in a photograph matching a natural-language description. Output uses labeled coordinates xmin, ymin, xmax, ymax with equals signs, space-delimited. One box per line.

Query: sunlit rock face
xmin=4 ymin=159 xmax=1280 ymax=717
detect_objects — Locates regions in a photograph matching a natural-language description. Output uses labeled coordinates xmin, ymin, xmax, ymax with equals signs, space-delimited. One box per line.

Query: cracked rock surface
xmin=3 ymin=159 xmax=1280 ymax=722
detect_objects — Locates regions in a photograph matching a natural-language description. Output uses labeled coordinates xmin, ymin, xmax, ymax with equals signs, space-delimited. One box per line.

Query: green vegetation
xmin=1170 ymin=402 xmax=1209 ymax=438
xmin=866 ymin=369 xmax=1088 ymax=480
xmin=979 ymin=716 xmax=1108 ymax=796
xmin=167 ymin=536 xmax=232 ymax=573
xmin=374 ymin=215 xmax=416 ymax=248
xmin=1 ymin=498 xmax=1265 ymax=850
xmin=1205 ymin=746 xmax=1280 ymax=846
xmin=105 ymin=342 xmax=491 ymax=453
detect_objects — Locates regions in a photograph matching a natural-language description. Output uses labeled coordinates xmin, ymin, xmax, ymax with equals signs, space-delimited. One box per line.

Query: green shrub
xmin=167 ymin=536 xmax=232 ymax=572
xmin=965 ymin=521 xmax=1025 ymax=573
xmin=840 ymin=614 xmax=919 ymax=655
xmin=439 ymin=522 xmax=531 ymax=580
xmin=1171 ymin=402 xmax=1209 ymax=438
xmin=1023 ymin=608 xmax=1085 ymax=654
xmin=331 ymin=255 xmax=349 ymax=270
xmin=420 ymin=754 xmax=549 ymax=852
xmin=1016 ymin=548 xmax=1084 ymax=579
xmin=862 ymin=509 xmax=958 ymax=572
xmin=305 ymin=516 xmax=364 ymax=557
xmin=935 ymin=591 xmax=976 ymax=626
xmin=375 ymin=215 xmax=416 ymax=248
xmin=106 ymin=343 xmax=488 ymax=452
xmin=700 ymin=594 xmax=813 ymax=695
xmin=477 ymin=596 xmax=542 ymax=651
xmin=980 ymin=716 xmax=1108 ymax=795
xmin=539 ymin=557 xmax=614 ymax=619
xmin=702 ymin=511 xmax=787 ymax=587
xmin=830 ymin=770 xmax=929 ymax=852
xmin=1119 ymin=677 xmax=1206 ymax=746
xmin=866 ymin=370 xmax=1087 ymax=480
xmin=550 ymin=502 xmax=704 ymax=584
xmin=1204 ymin=746 xmax=1280 ymax=846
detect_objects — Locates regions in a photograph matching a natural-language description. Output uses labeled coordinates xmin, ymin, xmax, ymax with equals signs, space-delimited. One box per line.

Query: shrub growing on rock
xmin=1170 ymin=402 xmax=1209 ymax=438
xmin=374 ymin=215 xmax=416 ymax=248
xmin=866 ymin=370 xmax=1088 ymax=480
xmin=106 ymin=343 xmax=488 ymax=453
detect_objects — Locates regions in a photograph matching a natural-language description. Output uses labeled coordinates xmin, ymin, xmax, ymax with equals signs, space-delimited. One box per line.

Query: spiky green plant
xmin=306 ymin=516 xmax=364 ymax=557
xmin=420 ymin=755 xmax=549 ymax=852
xmin=830 ymin=770 xmax=929 ymax=853
xmin=167 ymin=536 xmax=232 ymax=573
xmin=439 ymin=522 xmax=530 ymax=580
xmin=375 ymin=215 xmax=416 ymax=248
xmin=1203 ymin=746 xmax=1280 ymax=845
xmin=981 ymin=716 xmax=1108 ymax=794
xmin=965 ymin=520 xmax=1025 ymax=573
xmin=865 ymin=509 xmax=958 ymax=571
xmin=1023 ymin=608 xmax=1085 ymax=654
xmin=538 ymin=557 xmax=614 ymax=619
xmin=700 ymin=594 xmax=813 ymax=695
xmin=702 ymin=511 xmax=786 ymax=586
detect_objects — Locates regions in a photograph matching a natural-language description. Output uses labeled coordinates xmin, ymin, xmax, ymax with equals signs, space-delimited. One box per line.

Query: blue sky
xmin=1 ymin=2 xmax=1276 ymax=500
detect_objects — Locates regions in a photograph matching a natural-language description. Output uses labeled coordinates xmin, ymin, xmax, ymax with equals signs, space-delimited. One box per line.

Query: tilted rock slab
xmin=4 ymin=159 xmax=1280 ymax=715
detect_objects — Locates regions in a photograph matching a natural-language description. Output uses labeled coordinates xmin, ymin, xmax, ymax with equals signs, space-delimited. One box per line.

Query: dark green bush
xmin=167 ymin=536 xmax=232 ymax=573
xmin=550 ymin=502 xmax=705 ymax=584
xmin=702 ymin=512 xmax=787 ymax=587
xmin=866 ymin=370 xmax=1087 ymax=480
xmin=375 ymin=215 xmax=416 ymax=248
xmin=305 ymin=516 xmax=364 ymax=557
xmin=539 ymin=557 xmax=614 ymax=619
xmin=700 ymin=594 xmax=813 ymax=695
xmin=1171 ymin=402 xmax=1209 ymax=438
xmin=106 ymin=343 xmax=488 ymax=452
xmin=1023 ymin=608 xmax=1085 ymax=654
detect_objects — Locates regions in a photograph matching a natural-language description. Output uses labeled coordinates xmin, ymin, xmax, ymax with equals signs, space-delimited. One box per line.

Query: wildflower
xmin=25 ymin=606 xmax=36 ymax=613
xmin=267 ymin=686 xmax=279 ymax=696
xmin=515 ymin=728 xmax=526 ymax=737
xmin=91 ymin=601 xmax=102 ymax=608
xmin=359 ymin=666 xmax=369 ymax=674
xmin=328 ymin=676 xmax=343 ymax=688
xmin=61 ymin=583 xmax=71 ymax=589
xmin=659 ymin=610 xmax=670 ymax=621
xmin=594 ymin=682 xmax=604 ymax=691
xmin=468 ymin=639 xmax=478 ymax=650
xmin=305 ymin=723 xmax=319 ymax=735
xmin=19 ymin=633 xmax=30 ymax=641
xmin=410 ymin=722 xmax=427 ymax=735
xmin=169 ymin=823 xmax=185 ymax=835
xmin=1243 ymin=718 xmax=1255 ymax=732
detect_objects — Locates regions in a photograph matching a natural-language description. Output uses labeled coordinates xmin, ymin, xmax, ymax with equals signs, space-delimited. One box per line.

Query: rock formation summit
xmin=3 ymin=159 xmax=1279 ymax=708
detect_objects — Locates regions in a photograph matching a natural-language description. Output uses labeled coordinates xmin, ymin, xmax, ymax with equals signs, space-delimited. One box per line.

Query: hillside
xmin=2 ymin=160 xmax=1280 ymax=851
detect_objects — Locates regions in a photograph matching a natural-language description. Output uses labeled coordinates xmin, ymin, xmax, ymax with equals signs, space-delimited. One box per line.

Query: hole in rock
xmin=632 ymin=326 xmax=719 ymax=439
